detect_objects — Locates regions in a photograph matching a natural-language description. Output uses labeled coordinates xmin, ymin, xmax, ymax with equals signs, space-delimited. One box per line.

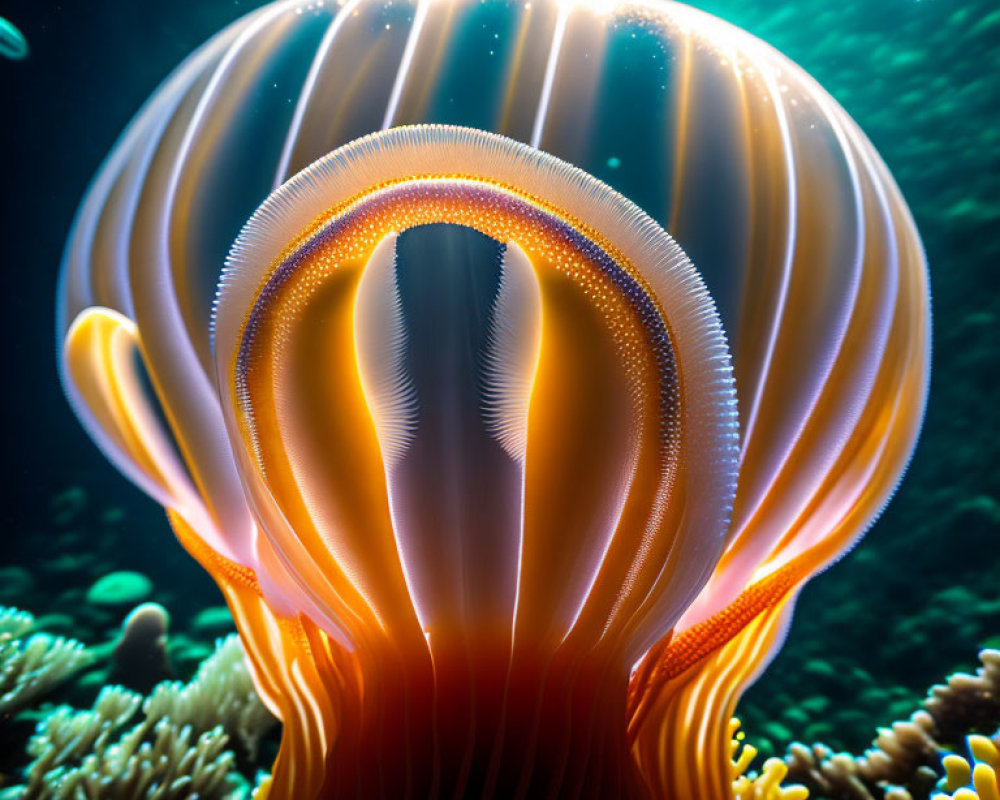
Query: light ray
xmin=530 ymin=5 xmax=570 ymax=148
xmin=273 ymin=0 xmax=364 ymax=188
xmin=382 ymin=0 xmax=434 ymax=129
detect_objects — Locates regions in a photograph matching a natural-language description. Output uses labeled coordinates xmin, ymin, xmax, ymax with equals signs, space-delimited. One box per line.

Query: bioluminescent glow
xmin=58 ymin=1 xmax=929 ymax=797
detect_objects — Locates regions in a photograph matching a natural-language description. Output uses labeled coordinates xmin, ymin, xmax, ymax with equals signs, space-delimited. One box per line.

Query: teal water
xmin=0 ymin=0 xmax=997 ymax=778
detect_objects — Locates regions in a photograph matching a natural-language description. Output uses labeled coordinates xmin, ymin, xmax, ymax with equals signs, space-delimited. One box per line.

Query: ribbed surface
xmin=55 ymin=2 xmax=929 ymax=797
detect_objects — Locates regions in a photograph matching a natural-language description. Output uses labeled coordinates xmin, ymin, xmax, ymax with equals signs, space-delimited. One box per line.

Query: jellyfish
xmin=0 ymin=16 xmax=28 ymax=61
xmin=57 ymin=0 xmax=929 ymax=797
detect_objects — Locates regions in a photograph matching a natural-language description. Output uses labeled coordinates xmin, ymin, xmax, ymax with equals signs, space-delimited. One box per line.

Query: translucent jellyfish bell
xmin=58 ymin=1 xmax=928 ymax=797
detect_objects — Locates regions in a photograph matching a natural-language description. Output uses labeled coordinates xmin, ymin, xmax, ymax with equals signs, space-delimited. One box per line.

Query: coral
xmin=783 ymin=650 xmax=1000 ymax=800
xmin=0 ymin=608 xmax=33 ymax=639
xmin=111 ymin=603 xmax=172 ymax=693
xmin=785 ymin=739 xmax=936 ymax=800
xmin=731 ymin=719 xmax=810 ymax=800
xmin=10 ymin=686 xmax=236 ymax=800
xmin=3 ymin=634 xmax=276 ymax=800
xmin=190 ymin=606 xmax=236 ymax=638
xmin=0 ymin=607 xmax=91 ymax=716
xmin=85 ymin=572 xmax=153 ymax=607
xmin=926 ymin=651 xmax=1000 ymax=747
xmin=937 ymin=733 xmax=1000 ymax=800
xmin=143 ymin=635 xmax=276 ymax=761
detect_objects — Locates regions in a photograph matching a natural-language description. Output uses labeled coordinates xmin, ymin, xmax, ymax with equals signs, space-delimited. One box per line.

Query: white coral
xmin=144 ymin=634 xmax=276 ymax=759
xmin=4 ymin=635 xmax=275 ymax=800
xmin=14 ymin=686 xmax=237 ymax=800
xmin=0 ymin=607 xmax=34 ymax=638
xmin=0 ymin=606 xmax=91 ymax=715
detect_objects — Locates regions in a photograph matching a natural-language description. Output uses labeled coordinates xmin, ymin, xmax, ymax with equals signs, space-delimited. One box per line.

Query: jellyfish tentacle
xmin=480 ymin=242 xmax=543 ymax=466
xmin=630 ymin=598 xmax=795 ymax=799
xmin=627 ymin=548 xmax=814 ymax=750
xmin=354 ymin=232 xmax=419 ymax=471
xmin=61 ymin=308 xmax=239 ymax=558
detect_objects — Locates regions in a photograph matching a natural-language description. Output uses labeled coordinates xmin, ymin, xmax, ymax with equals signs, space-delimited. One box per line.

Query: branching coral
xmin=12 ymin=686 xmax=236 ymax=800
xmin=784 ymin=650 xmax=1000 ymax=800
xmin=0 ymin=606 xmax=91 ymax=716
xmin=927 ymin=652 xmax=1000 ymax=748
xmin=731 ymin=719 xmax=809 ymax=800
xmin=3 ymin=634 xmax=275 ymax=800
xmin=937 ymin=733 xmax=1000 ymax=800
xmin=0 ymin=608 xmax=34 ymax=638
xmin=144 ymin=635 xmax=276 ymax=761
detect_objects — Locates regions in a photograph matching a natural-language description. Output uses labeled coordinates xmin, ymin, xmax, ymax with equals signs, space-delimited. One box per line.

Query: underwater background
xmin=0 ymin=0 xmax=997 ymax=791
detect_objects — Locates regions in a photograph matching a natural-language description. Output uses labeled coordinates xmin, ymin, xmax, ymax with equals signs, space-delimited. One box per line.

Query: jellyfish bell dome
xmin=57 ymin=0 xmax=929 ymax=797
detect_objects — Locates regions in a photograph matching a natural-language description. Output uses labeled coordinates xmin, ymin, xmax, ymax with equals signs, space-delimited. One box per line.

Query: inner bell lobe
xmin=383 ymin=223 xmax=526 ymax=639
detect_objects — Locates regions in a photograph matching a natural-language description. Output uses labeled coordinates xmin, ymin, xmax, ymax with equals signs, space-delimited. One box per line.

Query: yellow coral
xmin=939 ymin=734 xmax=1000 ymax=800
xmin=730 ymin=719 xmax=809 ymax=800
